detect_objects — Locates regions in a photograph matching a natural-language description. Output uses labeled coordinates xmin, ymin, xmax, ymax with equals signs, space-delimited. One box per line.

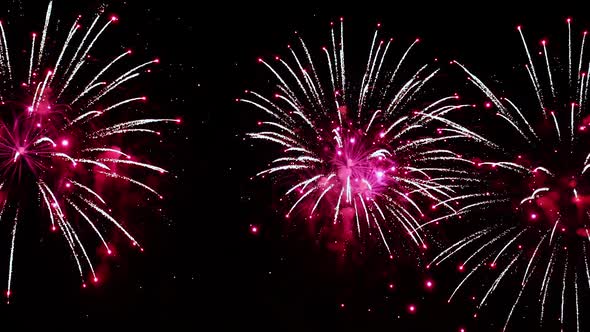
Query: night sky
xmin=1 ymin=0 xmax=590 ymax=330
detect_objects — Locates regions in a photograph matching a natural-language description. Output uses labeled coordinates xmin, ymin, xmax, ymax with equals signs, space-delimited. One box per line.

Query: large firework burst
xmin=431 ymin=19 xmax=590 ymax=330
xmin=241 ymin=19 xmax=490 ymax=257
xmin=0 ymin=2 xmax=178 ymax=301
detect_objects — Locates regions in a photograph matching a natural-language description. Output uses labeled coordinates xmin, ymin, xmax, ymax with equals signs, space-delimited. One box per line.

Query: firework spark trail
xmin=569 ymin=19 xmax=573 ymax=86
xmin=438 ymin=20 xmax=590 ymax=329
xmin=479 ymin=254 xmax=521 ymax=309
xmin=463 ymin=228 xmax=512 ymax=266
xmin=28 ymin=33 xmax=36 ymax=85
xmin=244 ymin=21 xmax=482 ymax=255
xmin=491 ymin=228 xmax=527 ymax=265
xmin=518 ymin=26 xmax=546 ymax=115
xmin=66 ymin=199 xmax=110 ymax=253
xmin=561 ymin=256 xmax=569 ymax=328
xmin=540 ymin=246 xmax=557 ymax=325
xmin=574 ymin=272 xmax=580 ymax=332
xmin=47 ymin=16 xmax=80 ymax=88
xmin=0 ymin=3 xmax=176 ymax=298
xmin=503 ymin=264 xmax=536 ymax=331
xmin=448 ymin=262 xmax=481 ymax=303
xmin=584 ymin=243 xmax=590 ymax=287
xmin=428 ymin=228 xmax=493 ymax=268
xmin=0 ymin=21 xmax=12 ymax=81
xmin=6 ymin=208 xmax=18 ymax=302
xmin=522 ymin=234 xmax=547 ymax=284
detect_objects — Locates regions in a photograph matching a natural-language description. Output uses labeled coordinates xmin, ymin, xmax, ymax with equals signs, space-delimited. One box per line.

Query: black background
xmin=0 ymin=0 xmax=588 ymax=330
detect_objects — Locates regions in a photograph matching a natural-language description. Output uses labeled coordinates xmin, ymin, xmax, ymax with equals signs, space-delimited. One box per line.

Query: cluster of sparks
xmin=242 ymin=20 xmax=490 ymax=258
xmin=430 ymin=19 xmax=590 ymax=330
xmin=242 ymin=16 xmax=590 ymax=330
xmin=0 ymin=2 xmax=178 ymax=301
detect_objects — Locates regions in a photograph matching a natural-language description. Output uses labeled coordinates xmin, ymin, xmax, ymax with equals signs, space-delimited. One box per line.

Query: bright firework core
xmin=0 ymin=103 xmax=63 ymax=185
xmin=331 ymin=129 xmax=394 ymax=204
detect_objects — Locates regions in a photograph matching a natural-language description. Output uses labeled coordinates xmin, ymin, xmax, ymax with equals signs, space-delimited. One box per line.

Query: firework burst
xmin=0 ymin=2 xmax=178 ymax=301
xmin=241 ymin=19 xmax=491 ymax=257
xmin=432 ymin=19 xmax=590 ymax=330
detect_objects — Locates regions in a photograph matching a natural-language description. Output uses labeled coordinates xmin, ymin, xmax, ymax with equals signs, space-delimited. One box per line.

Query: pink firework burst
xmin=433 ymin=19 xmax=590 ymax=330
xmin=241 ymin=20 xmax=490 ymax=256
xmin=0 ymin=2 xmax=178 ymax=301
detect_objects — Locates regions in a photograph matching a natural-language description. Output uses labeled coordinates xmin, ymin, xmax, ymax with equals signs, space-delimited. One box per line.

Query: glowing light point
xmin=250 ymin=225 xmax=259 ymax=234
xmin=530 ymin=213 xmax=537 ymax=220
xmin=408 ymin=304 xmax=416 ymax=313
xmin=61 ymin=139 xmax=69 ymax=147
xmin=110 ymin=15 xmax=119 ymax=22
xmin=425 ymin=280 xmax=433 ymax=288
xmin=93 ymin=277 xmax=98 ymax=283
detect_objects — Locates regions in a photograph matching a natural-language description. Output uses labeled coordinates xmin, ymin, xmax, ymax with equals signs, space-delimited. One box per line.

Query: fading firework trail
xmin=0 ymin=2 xmax=178 ymax=301
xmin=432 ymin=19 xmax=590 ymax=330
xmin=241 ymin=19 xmax=491 ymax=256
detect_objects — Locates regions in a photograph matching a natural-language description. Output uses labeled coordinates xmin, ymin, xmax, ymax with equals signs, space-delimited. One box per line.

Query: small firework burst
xmin=241 ymin=19 xmax=489 ymax=258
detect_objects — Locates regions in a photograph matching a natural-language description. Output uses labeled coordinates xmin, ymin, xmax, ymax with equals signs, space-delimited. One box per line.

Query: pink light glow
xmin=250 ymin=225 xmax=259 ymax=234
